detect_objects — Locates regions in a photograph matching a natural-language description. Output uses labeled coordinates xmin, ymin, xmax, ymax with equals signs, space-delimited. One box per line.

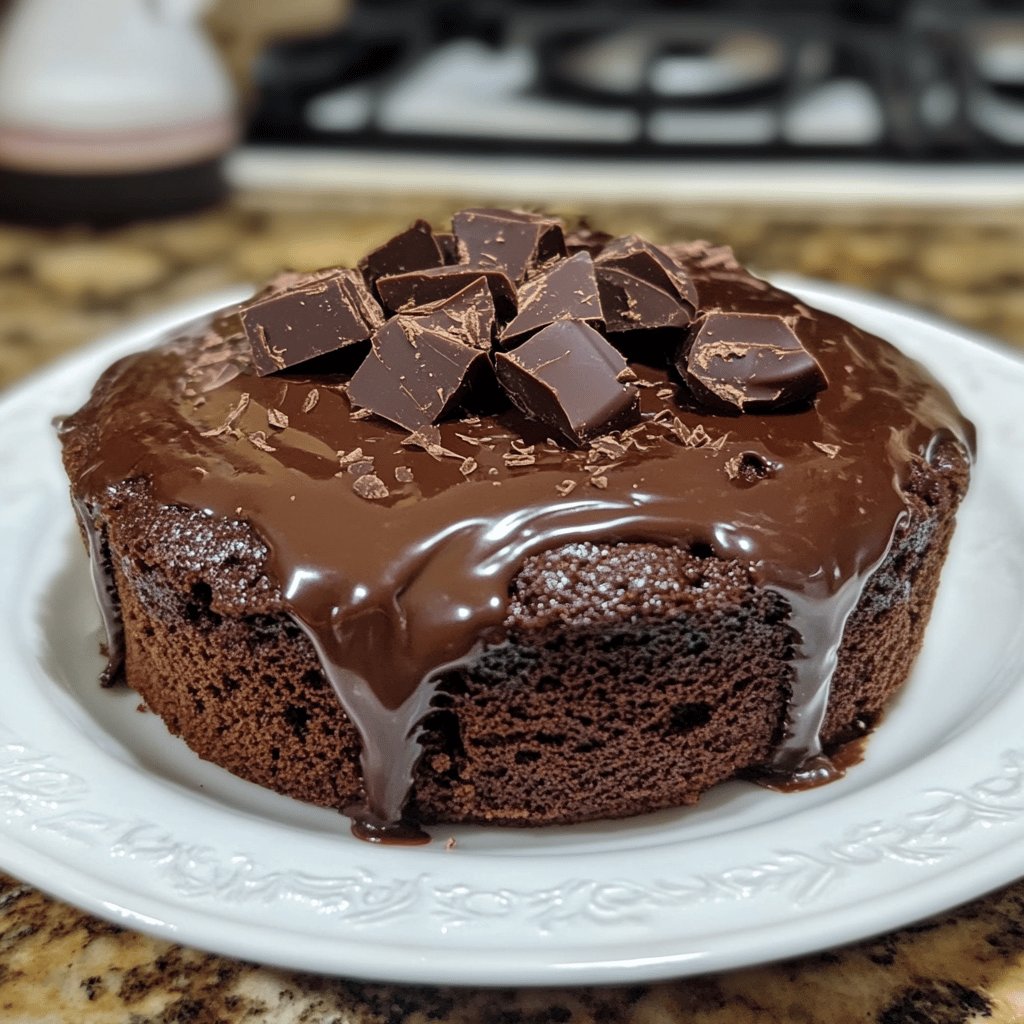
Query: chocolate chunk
xmin=347 ymin=318 xmax=491 ymax=432
xmin=663 ymin=239 xmax=742 ymax=273
xmin=596 ymin=266 xmax=692 ymax=332
xmin=453 ymin=208 xmax=565 ymax=283
xmin=678 ymin=312 xmax=827 ymax=413
xmin=499 ymin=252 xmax=602 ymax=346
xmin=494 ymin=319 xmax=639 ymax=446
xmin=359 ymin=220 xmax=444 ymax=288
xmin=564 ymin=225 xmax=613 ymax=256
xmin=241 ymin=270 xmax=384 ymax=376
xmin=403 ymin=278 xmax=495 ymax=350
xmin=376 ymin=266 xmax=517 ymax=321
xmin=596 ymin=235 xmax=698 ymax=312
xmin=260 ymin=267 xmax=341 ymax=296
xmin=434 ymin=232 xmax=462 ymax=264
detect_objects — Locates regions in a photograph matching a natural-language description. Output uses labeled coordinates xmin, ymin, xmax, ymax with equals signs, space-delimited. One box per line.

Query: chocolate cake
xmin=57 ymin=210 xmax=973 ymax=843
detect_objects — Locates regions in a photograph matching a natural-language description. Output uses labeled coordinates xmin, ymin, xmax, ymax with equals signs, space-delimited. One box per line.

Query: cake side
xmin=67 ymin=437 xmax=967 ymax=826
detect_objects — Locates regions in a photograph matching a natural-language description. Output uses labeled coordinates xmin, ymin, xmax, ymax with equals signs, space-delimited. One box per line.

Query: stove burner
xmin=249 ymin=1 xmax=1024 ymax=158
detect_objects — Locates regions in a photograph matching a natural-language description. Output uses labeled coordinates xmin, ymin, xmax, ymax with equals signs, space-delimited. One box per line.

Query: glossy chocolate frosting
xmin=58 ymin=225 xmax=973 ymax=841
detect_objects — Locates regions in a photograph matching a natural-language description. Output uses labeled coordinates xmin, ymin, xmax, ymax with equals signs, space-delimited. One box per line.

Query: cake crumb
xmin=445 ymin=837 xmax=457 ymax=852
xmin=459 ymin=457 xmax=478 ymax=476
xmin=555 ymin=479 xmax=577 ymax=496
xmin=590 ymin=475 xmax=609 ymax=489
xmin=395 ymin=466 xmax=414 ymax=483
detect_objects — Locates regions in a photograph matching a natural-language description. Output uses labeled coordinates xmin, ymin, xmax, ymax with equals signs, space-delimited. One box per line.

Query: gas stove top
xmin=248 ymin=0 xmax=1024 ymax=159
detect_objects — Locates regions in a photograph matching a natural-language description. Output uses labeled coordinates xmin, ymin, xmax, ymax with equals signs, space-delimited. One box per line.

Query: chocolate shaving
xmin=247 ymin=430 xmax=276 ymax=453
xmin=352 ymin=473 xmax=390 ymax=500
xmin=337 ymin=447 xmax=366 ymax=467
xmin=200 ymin=392 xmax=250 ymax=437
xmin=267 ymin=408 xmax=289 ymax=430
xmin=301 ymin=388 xmax=320 ymax=413
xmin=394 ymin=466 xmax=415 ymax=483
xmin=555 ymin=479 xmax=577 ymax=496
xmin=813 ymin=441 xmax=841 ymax=458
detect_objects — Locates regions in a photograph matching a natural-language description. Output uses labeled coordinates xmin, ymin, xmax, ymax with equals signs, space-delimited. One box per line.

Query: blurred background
xmin=0 ymin=0 xmax=1022 ymax=389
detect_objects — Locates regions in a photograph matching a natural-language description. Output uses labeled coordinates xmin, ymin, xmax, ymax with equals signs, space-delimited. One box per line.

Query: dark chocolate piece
xmin=564 ymin=225 xmax=613 ymax=256
xmin=499 ymin=252 xmax=603 ymax=346
xmin=596 ymin=235 xmax=698 ymax=312
xmin=241 ymin=270 xmax=384 ymax=376
xmin=376 ymin=266 xmax=517 ymax=322
xmin=347 ymin=317 xmax=490 ymax=432
xmin=434 ymin=232 xmax=462 ymax=264
xmin=663 ymin=240 xmax=742 ymax=274
xmin=679 ymin=312 xmax=827 ymax=413
xmin=596 ymin=266 xmax=692 ymax=333
xmin=453 ymin=208 xmax=565 ymax=283
xmin=359 ymin=220 xmax=444 ymax=288
xmin=403 ymin=278 xmax=495 ymax=351
xmin=494 ymin=319 xmax=639 ymax=446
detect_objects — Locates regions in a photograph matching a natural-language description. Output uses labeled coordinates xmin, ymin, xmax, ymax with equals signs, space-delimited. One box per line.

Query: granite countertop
xmin=2 ymin=191 xmax=1023 ymax=1023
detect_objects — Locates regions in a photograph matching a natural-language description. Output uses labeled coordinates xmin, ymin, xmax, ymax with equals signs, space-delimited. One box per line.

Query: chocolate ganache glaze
xmin=58 ymin=211 xmax=973 ymax=841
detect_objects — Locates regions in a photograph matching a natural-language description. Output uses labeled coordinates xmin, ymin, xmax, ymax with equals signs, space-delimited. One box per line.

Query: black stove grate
xmin=248 ymin=0 xmax=1024 ymax=159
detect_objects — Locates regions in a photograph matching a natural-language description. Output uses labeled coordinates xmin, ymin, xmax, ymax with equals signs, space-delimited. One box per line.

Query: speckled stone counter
xmin=2 ymin=191 xmax=1023 ymax=1023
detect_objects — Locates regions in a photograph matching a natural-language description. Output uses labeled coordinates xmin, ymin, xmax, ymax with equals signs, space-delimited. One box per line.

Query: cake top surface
xmin=59 ymin=209 xmax=973 ymax=840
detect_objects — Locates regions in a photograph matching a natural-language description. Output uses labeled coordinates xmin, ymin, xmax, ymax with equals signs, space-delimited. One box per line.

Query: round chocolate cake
xmin=58 ymin=210 xmax=973 ymax=842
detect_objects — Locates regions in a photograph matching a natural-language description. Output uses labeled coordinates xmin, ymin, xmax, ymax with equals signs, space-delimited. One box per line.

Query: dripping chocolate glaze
xmin=58 ymin=253 xmax=974 ymax=840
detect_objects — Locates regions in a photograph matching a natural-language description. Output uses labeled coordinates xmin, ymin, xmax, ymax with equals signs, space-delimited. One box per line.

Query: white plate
xmin=1 ymin=280 xmax=1023 ymax=987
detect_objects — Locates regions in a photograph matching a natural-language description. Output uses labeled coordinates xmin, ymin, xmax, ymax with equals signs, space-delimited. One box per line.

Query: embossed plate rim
xmin=1 ymin=280 xmax=1023 ymax=985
